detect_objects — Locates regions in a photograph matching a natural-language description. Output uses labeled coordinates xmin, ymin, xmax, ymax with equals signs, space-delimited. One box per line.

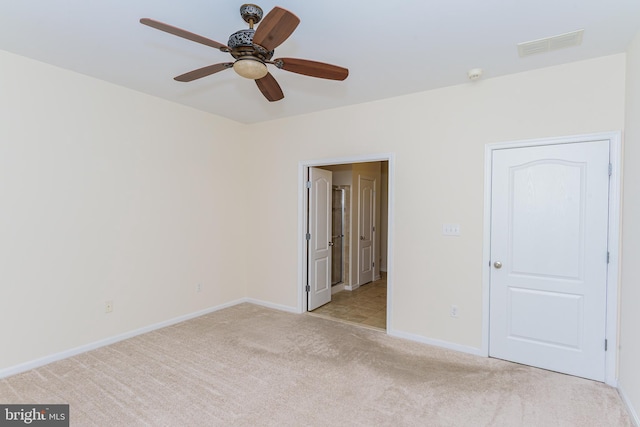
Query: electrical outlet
xmin=196 ymin=283 xmax=202 ymax=293
xmin=442 ymin=223 xmax=461 ymax=236
xmin=450 ymin=305 xmax=459 ymax=318
xmin=105 ymin=301 xmax=113 ymax=314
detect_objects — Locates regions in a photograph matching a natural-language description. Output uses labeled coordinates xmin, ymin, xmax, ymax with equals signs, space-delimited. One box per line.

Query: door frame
xmin=298 ymin=153 xmax=395 ymax=332
xmin=481 ymin=131 xmax=622 ymax=386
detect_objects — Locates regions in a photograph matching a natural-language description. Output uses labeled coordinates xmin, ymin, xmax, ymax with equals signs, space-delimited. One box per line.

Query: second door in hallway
xmin=359 ymin=176 xmax=374 ymax=285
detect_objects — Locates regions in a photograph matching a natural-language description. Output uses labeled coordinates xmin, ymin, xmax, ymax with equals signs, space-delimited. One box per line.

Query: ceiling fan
xmin=140 ymin=4 xmax=349 ymax=102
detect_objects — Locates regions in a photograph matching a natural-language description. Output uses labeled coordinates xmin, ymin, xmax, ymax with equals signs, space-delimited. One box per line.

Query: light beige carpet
xmin=0 ymin=303 xmax=632 ymax=426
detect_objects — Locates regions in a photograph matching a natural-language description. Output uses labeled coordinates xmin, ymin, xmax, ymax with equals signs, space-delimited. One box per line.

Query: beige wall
xmin=619 ymin=30 xmax=640 ymax=421
xmin=0 ymin=50 xmax=248 ymax=370
xmin=246 ymin=54 xmax=627 ymax=350
xmin=322 ymin=164 xmax=352 ymax=186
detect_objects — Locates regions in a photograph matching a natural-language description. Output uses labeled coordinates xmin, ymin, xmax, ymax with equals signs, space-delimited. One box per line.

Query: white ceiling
xmin=2 ymin=1 xmax=639 ymax=124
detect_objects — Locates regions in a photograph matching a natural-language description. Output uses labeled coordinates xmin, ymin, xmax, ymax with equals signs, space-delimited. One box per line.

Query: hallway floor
xmin=309 ymin=275 xmax=387 ymax=330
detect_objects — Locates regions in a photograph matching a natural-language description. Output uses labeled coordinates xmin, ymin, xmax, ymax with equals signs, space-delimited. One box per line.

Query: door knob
xmin=329 ymin=242 xmax=334 ymax=246
xmin=493 ymin=261 xmax=502 ymax=269
xmin=360 ymin=236 xmax=365 ymax=240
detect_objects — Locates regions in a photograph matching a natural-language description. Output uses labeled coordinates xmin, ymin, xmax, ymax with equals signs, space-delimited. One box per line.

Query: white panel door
xmin=307 ymin=167 xmax=332 ymax=311
xmin=489 ymin=140 xmax=610 ymax=381
xmin=359 ymin=177 xmax=374 ymax=285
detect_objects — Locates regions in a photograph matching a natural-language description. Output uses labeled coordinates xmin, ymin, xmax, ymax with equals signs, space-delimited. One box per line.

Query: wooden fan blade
xmin=174 ymin=63 xmax=233 ymax=82
xmin=255 ymin=73 xmax=284 ymax=102
xmin=275 ymin=58 xmax=349 ymax=81
xmin=140 ymin=18 xmax=229 ymax=51
xmin=252 ymin=7 xmax=300 ymax=51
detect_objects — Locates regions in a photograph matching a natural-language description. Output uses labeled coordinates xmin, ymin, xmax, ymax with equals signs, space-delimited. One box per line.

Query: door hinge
xmin=607 ymin=252 xmax=610 ymax=264
xmin=305 ymin=285 xmax=310 ymax=292
xmin=608 ymin=163 xmax=612 ymax=176
xmin=306 ymin=181 xmax=312 ymax=189
xmin=372 ymin=261 xmax=375 ymax=267
xmin=306 ymin=233 xmax=311 ymax=241
xmin=372 ymin=226 xmax=376 ymax=232
xmin=605 ymin=339 xmax=608 ymax=351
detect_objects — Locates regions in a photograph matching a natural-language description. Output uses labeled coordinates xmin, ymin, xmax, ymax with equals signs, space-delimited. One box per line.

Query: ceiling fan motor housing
xmin=228 ymin=29 xmax=273 ymax=61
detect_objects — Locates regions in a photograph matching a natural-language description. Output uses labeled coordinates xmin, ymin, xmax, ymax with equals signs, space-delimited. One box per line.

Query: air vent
xmin=517 ymin=29 xmax=584 ymax=57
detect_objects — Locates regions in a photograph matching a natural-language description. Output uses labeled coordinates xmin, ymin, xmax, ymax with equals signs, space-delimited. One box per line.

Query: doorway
xmin=299 ymin=155 xmax=393 ymax=331
xmin=482 ymin=132 xmax=621 ymax=385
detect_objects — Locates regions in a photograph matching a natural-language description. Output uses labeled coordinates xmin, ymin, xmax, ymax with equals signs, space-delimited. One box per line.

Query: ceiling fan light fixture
xmin=233 ymin=58 xmax=268 ymax=79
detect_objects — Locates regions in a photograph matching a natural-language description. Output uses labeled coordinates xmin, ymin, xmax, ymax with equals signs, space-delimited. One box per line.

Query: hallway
xmin=309 ymin=275 xmax=387 ymax=330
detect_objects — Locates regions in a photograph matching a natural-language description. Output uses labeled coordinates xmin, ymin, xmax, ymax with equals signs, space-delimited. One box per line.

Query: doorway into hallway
xmin=300 ymin=156 xmax=392 ymax=331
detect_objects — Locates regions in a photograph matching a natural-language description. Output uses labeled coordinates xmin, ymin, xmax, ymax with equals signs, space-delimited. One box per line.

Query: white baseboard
xmin=618 ymin=383 xmax=640 ymax=426
xmin=0 ymin=298 xmax=247 ymax=380
xmin=244 ymin=298 xmax=300 ymax=314
xmin=387 ymin=328 xmax=485 ymax=357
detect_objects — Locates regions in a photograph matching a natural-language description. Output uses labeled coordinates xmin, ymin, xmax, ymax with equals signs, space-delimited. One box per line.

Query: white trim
xmin=481 ymin=144 xmax=493 ymax=356
xmin=618 ymin=384 xmax=640 ymax=426
xmin=298 ymin=153 xmax=396 ymax=334
xmin=605 ymin=132 xmax=622 ymax=387
xmin=244 ymin=298 xmax=298 ymax=314
xmin=388 ymin=329 xmax=484 ymax=357
xmin=0 ymin=298 xmax=248 ymax=379
xmin=481 ymin=131 xmax=622 ymax=387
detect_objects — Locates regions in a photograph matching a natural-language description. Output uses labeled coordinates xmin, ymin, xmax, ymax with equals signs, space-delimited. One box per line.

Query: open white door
xmin=307 ymin=167 xmax=332 ymax=311
xmin=489 ymin=140 xmax=610 ymax=381
xmin=359 ymin=176 xmax=374 ymax=285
